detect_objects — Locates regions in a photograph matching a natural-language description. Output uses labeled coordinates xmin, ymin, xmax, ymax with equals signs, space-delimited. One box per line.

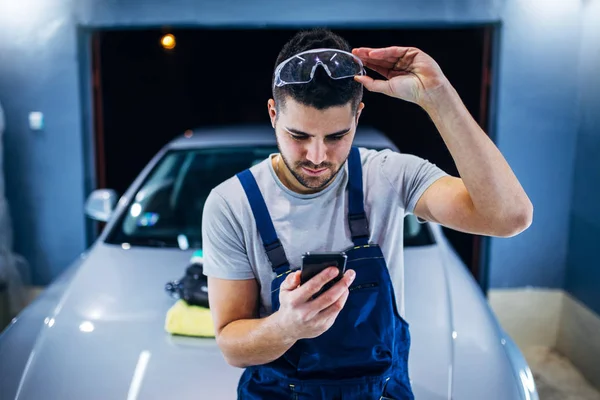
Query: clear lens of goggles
xmin=274 ymin=48 xmax=365 ymax=88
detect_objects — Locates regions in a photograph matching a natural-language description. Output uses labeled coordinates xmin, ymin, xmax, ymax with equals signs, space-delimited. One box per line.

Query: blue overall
xmin=235 ymin=147 xmax=414 ymax=399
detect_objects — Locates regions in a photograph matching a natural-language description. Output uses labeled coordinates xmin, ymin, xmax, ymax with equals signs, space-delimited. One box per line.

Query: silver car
xmin=0 ymin=126 xmax=538 ymax=400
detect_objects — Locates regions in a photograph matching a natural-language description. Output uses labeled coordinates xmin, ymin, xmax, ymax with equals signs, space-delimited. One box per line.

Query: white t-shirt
xmin=202 ymin=147 xmax=447 ymax=317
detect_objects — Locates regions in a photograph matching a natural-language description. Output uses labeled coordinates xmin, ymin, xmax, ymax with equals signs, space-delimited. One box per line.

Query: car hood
xmin=403 ymin=244 xmax=454 ymax=400
xmin=2 ymin=242 xmax=456 ymax=400
xmin=2 ymin=243 xmax=243 ymax=400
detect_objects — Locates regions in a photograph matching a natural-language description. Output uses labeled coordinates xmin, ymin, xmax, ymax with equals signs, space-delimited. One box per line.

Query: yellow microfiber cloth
xmin=165 ymin=299 xmax=215 ymax=338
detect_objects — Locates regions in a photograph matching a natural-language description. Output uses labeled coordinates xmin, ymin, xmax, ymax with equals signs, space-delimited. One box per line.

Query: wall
xmin=488 ymin=0 xmax=581 ymax=288
xmin=0 ymin=0 xmax=84 ymax=285
xmin=565 ymin=0 xmax=600 ymax=316
xmin=0 ymin=0 xmax=581 ymax=293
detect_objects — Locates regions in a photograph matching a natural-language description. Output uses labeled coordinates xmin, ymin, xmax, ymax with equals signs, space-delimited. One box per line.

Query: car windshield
xmin=106 ymin=146 xmax=434 ymax=249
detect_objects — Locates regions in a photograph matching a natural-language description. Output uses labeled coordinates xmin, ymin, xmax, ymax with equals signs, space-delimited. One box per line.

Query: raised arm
xmin=353 ymin=46 xmax=533 ymax=237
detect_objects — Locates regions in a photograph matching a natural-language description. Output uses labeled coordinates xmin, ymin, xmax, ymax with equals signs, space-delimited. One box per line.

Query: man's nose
xmin=305 ymin=141 xmax=327 ymax=166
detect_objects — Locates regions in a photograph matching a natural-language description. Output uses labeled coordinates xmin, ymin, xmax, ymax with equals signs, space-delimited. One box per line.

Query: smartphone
xmin=301 ymin=252 xmax=348 ymax=298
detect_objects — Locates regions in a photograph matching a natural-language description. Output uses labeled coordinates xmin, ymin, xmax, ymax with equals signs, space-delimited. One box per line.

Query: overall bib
xmin=235 ymin=147 xmax=414 ymax=399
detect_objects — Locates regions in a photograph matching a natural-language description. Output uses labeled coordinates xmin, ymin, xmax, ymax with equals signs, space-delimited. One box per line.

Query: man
xmin=202 ymin=28 xmax=533 ymax=399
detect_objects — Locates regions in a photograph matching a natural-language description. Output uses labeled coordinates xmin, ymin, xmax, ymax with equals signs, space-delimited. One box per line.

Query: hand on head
xmin=352 ymin=46 xmax=448 ymax=105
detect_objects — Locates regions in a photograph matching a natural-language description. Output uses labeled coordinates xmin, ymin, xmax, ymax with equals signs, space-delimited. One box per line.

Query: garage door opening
xmin=90 ymin=26 xmax=496 ymax=289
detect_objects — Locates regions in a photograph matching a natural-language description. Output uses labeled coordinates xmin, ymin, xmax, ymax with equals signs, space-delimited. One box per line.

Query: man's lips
xmin=301 ymin=166 xmax=328 ymax=175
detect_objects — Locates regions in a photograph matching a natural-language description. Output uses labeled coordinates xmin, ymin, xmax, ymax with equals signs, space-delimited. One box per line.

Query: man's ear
xmin=355 ymin=102 xmax=365 ymax=124
xmin=267 ymin=99 xmax=277 ymax=128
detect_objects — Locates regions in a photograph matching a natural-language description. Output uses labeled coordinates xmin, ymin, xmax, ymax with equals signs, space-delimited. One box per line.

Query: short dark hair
xmin=272 ymin=28 xmax=363 ymax=114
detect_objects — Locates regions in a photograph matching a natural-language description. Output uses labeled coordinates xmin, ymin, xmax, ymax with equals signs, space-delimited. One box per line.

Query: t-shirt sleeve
xmin=201 ymin=189 xmax=255 ymax=280
xmin=379 ymin=151 xmax=448 ymax=215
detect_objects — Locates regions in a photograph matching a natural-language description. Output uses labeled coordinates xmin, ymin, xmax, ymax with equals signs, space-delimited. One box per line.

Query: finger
xmin=280 ymin=271 xmax=301 ymax=292
xmin=296 ymin=267 xmax=340 ymax=303
xmin=368 ymin=46 xmax=412 ymax=60
xmin=352 ymin=48 xmax=392 ymax=70
xmin=318 ymin=288 xmax=350 ymax=324
xmin=353 ymin=51 xmax=396 ymax=70
xmin=363 ymin=63 xmax=392 ymax=79
xmin=342 ymin=269 xmax=356 ymax=286
xmin=372 ymin=47 xmax=420 ymax=71
xmin=363 ymin=58 xmax=395 ymax=70
xmin=309 ymin=270 xmax=355 ymax=311
xmin=354 ymin=75 xmax=393 ymax=95
xmin=352 ymin=47 xmax=376 ymax=59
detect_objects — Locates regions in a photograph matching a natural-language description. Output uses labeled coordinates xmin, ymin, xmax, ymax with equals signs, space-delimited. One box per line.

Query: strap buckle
xmin=348 ymin=212 xmax=369 ymax=238
xmin=265 ymin=240 xmax=289 ymax=270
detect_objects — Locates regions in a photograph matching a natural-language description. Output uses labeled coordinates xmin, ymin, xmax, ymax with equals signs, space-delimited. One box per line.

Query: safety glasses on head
xmin=273 ymin=48 xmax=366 ymax=88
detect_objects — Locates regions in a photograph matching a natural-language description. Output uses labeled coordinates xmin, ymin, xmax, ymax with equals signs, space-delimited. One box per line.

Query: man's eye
xmin=328 ymin=135 xmax=345 ymax=141
xmin=291 ymin=135 xmax=308 ymax=141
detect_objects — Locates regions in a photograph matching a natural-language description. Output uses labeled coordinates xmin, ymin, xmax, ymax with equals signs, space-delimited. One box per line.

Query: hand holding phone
xmin=274 ymin=255 xmax=356 ymax=341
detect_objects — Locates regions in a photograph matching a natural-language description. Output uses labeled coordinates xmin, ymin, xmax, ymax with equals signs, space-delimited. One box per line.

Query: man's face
xmin=268 ymin=97 xmax=364 ymax=193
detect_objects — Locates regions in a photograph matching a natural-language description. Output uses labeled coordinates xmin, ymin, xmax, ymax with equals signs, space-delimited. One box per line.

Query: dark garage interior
xmin=94 ymin=27 xmax=493 ymax=283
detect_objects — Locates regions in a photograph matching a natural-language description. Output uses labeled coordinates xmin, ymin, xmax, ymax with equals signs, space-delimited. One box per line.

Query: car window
xmin=106 ymin=146 xmax=435 ymax=249
xmin=106 ymin=147 xmax=277 ymax=249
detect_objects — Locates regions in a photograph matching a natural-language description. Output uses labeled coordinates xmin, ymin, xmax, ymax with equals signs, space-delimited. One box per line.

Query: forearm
xmin=217 ymin=312 xmax=295 ymax=368
xmin=421 ymin=83 xmax=533 ymax=226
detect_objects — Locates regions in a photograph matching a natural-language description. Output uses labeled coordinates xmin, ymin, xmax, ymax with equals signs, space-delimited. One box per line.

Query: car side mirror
xmin=85 ymin=189 xmax=118 ymax=222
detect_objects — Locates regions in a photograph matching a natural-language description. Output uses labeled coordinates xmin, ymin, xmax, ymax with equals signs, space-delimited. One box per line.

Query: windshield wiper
xmin=122 ymin=238 xmax=171 ymax=248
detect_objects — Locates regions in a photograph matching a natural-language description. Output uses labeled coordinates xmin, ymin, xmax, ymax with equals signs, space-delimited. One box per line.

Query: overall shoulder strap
xmin=347 ymin=147 xmax=370 ymax=246
xmin=236 ymin=169 xmax=290 ymax=273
